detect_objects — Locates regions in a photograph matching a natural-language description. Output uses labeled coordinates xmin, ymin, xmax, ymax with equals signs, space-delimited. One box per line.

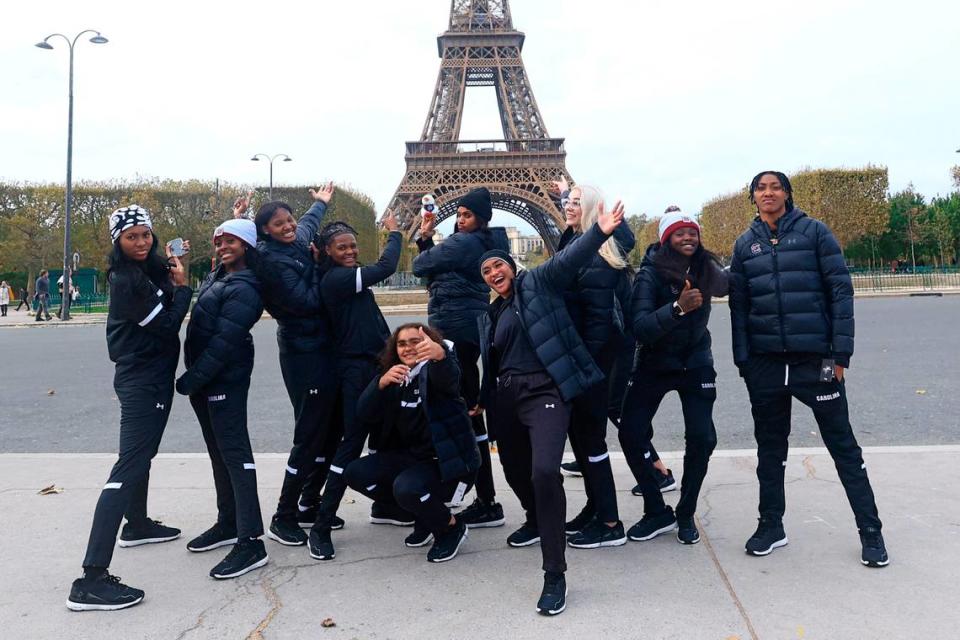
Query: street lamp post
xmin=250 ymin=153 xmax=292 ymax=200
xmin=36 ymin=30 xmax=108 ymax=321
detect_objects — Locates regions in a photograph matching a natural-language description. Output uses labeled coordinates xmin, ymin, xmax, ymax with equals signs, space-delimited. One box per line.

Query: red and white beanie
xmin=658 ymin=210 xmax=700 ymax=245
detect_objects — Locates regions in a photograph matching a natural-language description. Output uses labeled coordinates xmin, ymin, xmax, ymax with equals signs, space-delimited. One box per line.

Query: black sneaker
xmin=267 ymin=516 xmax=307 ymax=546
xmin=676 ymin=517 xmax=700 ymax=545
xmin=536 ymin=571 xmax=567 ymax=616
xmin=308 ymin=526 xmax=336 ymax=560
xmin=187 ymin=523 xmax=238 ymax=553
xmin=427 ymin=520 xmax=468 ymax=563
xmin=457 ymin=498 xmax=506 ymax=529
xmin=560 ymin=460 xmax=583 ymax=477
xmin=118 ymin=519 xmax=181 ymax=548
xmin=568 ymin=520 xmax=627 ymax=549
xmin=565 ymin=507 xmax=595 ymax=536
xmin=67 ymin=573 xmax=144 ymax=611
xmin=370 ymin=502 xmax=415 ymax=526
xmin=859 ymin=527 xmax=889 ymax=567
xmin=405 ymin=523 xmax=434 ymax=548
xmin=627 ymin=507 xmax=678 ymax=541
xmin=507 ymin=522 xmax=541 ymax=547
xmin=210 ymin=539 xmax=269 ymax=579
xmin=744 ymin=517 xmax=788 ymax=556
xmin=298 ymin=507 xmax=344 ymax=530
xmin=631 ymin=468 xmax=678 ymax=496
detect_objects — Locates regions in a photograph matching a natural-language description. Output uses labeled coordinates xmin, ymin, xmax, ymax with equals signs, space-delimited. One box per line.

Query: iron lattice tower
xmin=385 ymin=0 xmax=571 ymax=250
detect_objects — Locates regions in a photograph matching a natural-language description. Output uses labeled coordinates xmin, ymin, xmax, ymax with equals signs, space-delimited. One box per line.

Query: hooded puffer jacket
xmin=256 ymin=201 xmax=331 ymax=354
xmin=557 ymin=223 xmax=635 ymax=358
xmin=729 ymin=208 xmax=854 ymax=367
xmin=177 ymin=266 xmax=263 ymax=395
xmin=412 ymin=227 xmax=509 ymax=345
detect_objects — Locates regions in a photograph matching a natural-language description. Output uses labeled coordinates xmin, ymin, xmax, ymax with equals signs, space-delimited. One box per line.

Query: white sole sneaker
xmin=369 ymin=517 xmax=415 ymax=526
xmin=508 ymin=536 xmax=541 ymax=548
xmin=746 ymin=536 xmax=789 ymax=556
xmin=211 ymin=555 xmax=269 ymax=580
xmin=463 ymin=517 xmax=506 ymax=529
xmin=405 ymin=534 xmax=434 ymax=548
xmin=187 ymin=537 xmax=238 ymax=553
xmin=266 ymin=530 xmax=306 ymax=546
xmin=117 ymin=533 xmax=181 ymax=548
xmin=536 ymin=586 xmax=568 ymax=616
xmin=628 ymin=521 xmax=678 ymax=542
xmin=568 ymin=534 xmax=628 ymax=549
xmin=66 ymin=596 xmax=144 ymax=611
xmin=428 ymin=529 xmax=468 ymax=563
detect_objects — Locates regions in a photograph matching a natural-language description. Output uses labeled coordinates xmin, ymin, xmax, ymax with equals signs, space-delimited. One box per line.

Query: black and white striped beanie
xmin=109 ymin=204 xmax=153 ymax=243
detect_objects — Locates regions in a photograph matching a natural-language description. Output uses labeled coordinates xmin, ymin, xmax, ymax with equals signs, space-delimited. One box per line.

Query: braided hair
xmin=748 ymin=171 xmax=794 ymax=213
xmin=318 ymin=221 xmax=358 ymax=247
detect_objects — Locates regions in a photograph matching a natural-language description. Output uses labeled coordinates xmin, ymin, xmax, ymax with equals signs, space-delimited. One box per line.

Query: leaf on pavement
xmin=321 ymin=618 xmax=336 ymax=628
xmin=38 ymin=484 xmax=63 ymax=495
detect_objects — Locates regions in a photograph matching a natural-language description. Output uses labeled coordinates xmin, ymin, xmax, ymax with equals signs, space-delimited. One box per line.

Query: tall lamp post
xmin=35 ymin=29 xmax=108 ymax=321
xmin=250 ymin=153 xmax=292 ymax=200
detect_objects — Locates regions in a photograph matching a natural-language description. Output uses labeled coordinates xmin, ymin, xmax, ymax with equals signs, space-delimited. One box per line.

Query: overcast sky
xmin=3 ymin=0 xmax=958 ymax=236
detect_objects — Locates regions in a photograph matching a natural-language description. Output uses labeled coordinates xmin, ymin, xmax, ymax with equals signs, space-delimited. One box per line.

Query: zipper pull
xmin=770 ymin=238 xmax=779 ymax=246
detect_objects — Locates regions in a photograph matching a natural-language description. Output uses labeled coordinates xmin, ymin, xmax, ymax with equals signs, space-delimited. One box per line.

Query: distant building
xmin=504 ymin=227 xmax=544 ymax=259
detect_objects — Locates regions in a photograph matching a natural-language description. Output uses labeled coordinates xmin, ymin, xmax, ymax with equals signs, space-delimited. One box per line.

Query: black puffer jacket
xmin=729 ymin=208 xmax=854 ymax=367
xmin=557 ymin=223 xmax=635 ymax=357
xmin=479 ymin=224 xmax=614 ymax=407
xmin=177 ymin=266 xmax=264 ymax=395
xmin=412 ymin=227 xmax=509 ymax=345
xmin=357 ymin=345 xmax=481 ymax=482
xmin=632 ymin=244 xmax=717 ymax=371
xmin=256 ymin=201 xmax=330 ymax=354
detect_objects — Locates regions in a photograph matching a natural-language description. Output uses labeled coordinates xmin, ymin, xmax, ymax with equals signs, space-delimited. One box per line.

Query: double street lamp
xmin=250 ymin=153 xmax=292 ymax=200
xmin=35 ymin=29 xmax=108 ymax=321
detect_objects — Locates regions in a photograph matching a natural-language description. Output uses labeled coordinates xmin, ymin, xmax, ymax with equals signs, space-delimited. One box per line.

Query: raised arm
xmin=295 ymin=183 xmax=335 ymax=243
xmin=533 ymin=201 xmax=623 ymax=291
xmin=322 ymin=232 xmax=403 ymax=300
xmin=258 ymin=257 xmax=323 ymax=316
xmin=412 ymin=232 xmax=471 ymax=277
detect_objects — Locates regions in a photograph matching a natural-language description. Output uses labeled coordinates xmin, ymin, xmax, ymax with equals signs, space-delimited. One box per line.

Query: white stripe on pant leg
xmin=419 ymin=493 xmax=431 ymax=503
xmin=476 ymin=434 xmax=488 ymax=443
xmin=644 ymin=451 xmax=652 ymax=459
xmin=103 ymin=482 xmax=122 ymax=490
xmin=286 ymin=465 xmax=298 ymax=475
xmin=330 ymin=465 xmax=344 ymax=475
xmin=298 ymin=504 xmax=310 ymax=512
xmin=366 ymin=484 xmax=377 ymax=491
xmin=243 ymin=463 xmax=256 ymax=470
xmin=588 ymin=453 xmax=609 ymax=463
xmin=451 ymin=482 xmax=467 ymax=505
xmin=784 ymin=364 xmax=790 ymax=386
xmin=315 ymin=457 xmax=326 ymax=463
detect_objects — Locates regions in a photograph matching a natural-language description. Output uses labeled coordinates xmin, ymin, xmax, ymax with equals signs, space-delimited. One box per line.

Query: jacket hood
xmin=750 ymin=207 xmax=808 ymax=238
xmin=640 ymin=242 xmax=660 ymax=268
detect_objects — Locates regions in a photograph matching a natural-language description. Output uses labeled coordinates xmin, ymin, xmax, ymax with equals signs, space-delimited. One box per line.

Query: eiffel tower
xmin=385 ymin=0 xmax=572 ymax=251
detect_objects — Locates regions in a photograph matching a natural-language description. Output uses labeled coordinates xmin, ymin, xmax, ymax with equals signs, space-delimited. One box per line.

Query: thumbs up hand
xmin=414 ymin=326 xmax=446 ymax=362
xmin=677 ymin=279 xmax=703 ymax=313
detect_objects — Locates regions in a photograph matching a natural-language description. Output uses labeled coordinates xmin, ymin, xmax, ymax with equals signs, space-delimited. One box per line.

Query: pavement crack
xmin=174 ymin=607 xmax=209 ymax=640
xmin=245 ymin=573 xmax=284 ymax=640
xmin=697 ymin=514 xmax=761 ymax=640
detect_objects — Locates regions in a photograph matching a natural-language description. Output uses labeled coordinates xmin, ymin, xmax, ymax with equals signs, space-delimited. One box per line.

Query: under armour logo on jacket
xmin=545 ymin=403 xmax=555 ymax=409
xmin=156 ymin=403 xmax=165 ymax=410
xmin=309 ymin=389 xmax=318 ymax=395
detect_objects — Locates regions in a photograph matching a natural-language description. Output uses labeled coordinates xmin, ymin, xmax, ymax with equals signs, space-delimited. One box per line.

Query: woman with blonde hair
xmin=553 ymin=181 xmax=634 ymax=549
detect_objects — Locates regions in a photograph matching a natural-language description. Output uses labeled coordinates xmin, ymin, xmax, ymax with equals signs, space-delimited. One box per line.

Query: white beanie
xmin=213 ymin=218 xmax=258 ymax=248
xmin=658 ymin=210 xmax=700 ymax=245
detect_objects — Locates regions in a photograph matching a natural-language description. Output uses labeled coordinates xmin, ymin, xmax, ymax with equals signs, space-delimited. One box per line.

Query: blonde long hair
xmin=574 ymin=185 xmax=627 ymax=270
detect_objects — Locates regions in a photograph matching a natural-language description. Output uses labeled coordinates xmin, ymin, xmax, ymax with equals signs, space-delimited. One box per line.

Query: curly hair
xmin=378 ymin=322 xmax=445 ymax=372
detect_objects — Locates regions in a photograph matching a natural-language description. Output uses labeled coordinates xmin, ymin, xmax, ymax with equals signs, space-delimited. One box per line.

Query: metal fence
xmin=850 ymin=270 xmax=960 ymax=292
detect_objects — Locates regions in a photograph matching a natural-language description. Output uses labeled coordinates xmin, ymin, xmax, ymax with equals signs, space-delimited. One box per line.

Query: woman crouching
xmin=344 ymin=323 xmax=480 ymax=562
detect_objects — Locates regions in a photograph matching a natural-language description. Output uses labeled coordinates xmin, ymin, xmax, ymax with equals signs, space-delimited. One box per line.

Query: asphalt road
xmin=1 ymin=296 xmax=957 ymax=453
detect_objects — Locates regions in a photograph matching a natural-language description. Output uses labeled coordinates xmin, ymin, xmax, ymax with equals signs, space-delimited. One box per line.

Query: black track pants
xmin=82 ymin=383 xmax=174 ymax=568
xmin=568 ymin=345 xmax=620 ymax=523
xmin=745 ymin=355 xmax=882 ymax=530
xmin=190 ymin=384 xmax=263 ymax=539
xmin=275 ymin=350 xmax=337 ymax=521
xmin=619 ymin=366 xmax=717 ymax=520
xmin=316 ymin=356 xmax=380 ymax=527
xmin=492 ymin=371 xmax=570 ymax=574
xmin=345 ymin=452 xmax=474 ymax=537
xmin=454 ymin=341 xmax=496 ymax=503
xmin=297 ymin=420 xmax=343 ymax=511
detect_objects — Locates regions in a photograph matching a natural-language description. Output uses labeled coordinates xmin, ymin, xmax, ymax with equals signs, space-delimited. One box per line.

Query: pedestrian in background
xmin=0 ymin=280 xmax=10 ymax=316
xmin=15 ymin=285 xmax=31 ymax=312
xmin=34 ymin=270 xmax=51 ymax=321
xmin=729 ymin=170 xmax=888 ymax=568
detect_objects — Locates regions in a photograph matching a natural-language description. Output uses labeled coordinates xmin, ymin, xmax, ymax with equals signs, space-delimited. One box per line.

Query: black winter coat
xmin=177 ymin=266 xmax=264 ymax=395
xmin=256 ymin=201 xmax=330 ymax=354
xmin=412 ymin=227 xmax=509 ymax=346
xmin=729 ymin=208 xmax=854 ymax=367
xmin=478 ymin=223 xmax=614 ymax=409
xmin=557 ymin=223 xmax=635 ymax=358
xmin=322 ymin=232 xmax=402 ymax=359
xmin=106 ymin=265 xmax=192 ymax=388
xmin=631 ymin=244 xmax=716 ymax=371
xmin=356 ymin=346 xmax=480 ymax=482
